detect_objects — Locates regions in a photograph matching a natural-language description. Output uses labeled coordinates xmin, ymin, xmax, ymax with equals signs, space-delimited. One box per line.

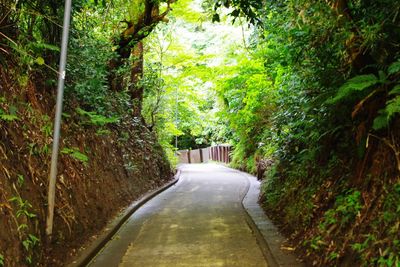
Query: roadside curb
xmin=233 ymin=168 xmax=304 ymax=267
xmin=67 ymin=170 xmax=181 ymax=267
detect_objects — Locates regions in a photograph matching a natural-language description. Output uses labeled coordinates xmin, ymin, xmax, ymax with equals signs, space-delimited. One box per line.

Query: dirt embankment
xmin=0 ymin=67 xmax=172 ymax=266
xmin=260 ymin=124 xmax=400 ymax=266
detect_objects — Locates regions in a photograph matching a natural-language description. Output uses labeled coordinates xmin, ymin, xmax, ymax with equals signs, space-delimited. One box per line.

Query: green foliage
xmin=328 ymin=75 xmax=379 ymax=104
xmin=0 ymin=113 xmax=19 ymax=122
xmin=213 ymin=0 xmax=400 ymax=265
xmin=389 ymin=85 xmax=400 ymax=96
xmin=0 ymin=0 xmax=76 ymax=80
xmin=301 ymin=190 xmax=363 ymax=262
xmin=76 ymin=108 xmax=119 ymax=126
xmin=67 ymin=34 xmax=115 ymax=112
xmin=61 ymin=147 xmax=89 ymax=164
xmin=96 ymin=129 xmax=112 ymax=136
xmin=0 ymin=254 xmax=4 ymax=266
xmin=22 ymin=234 xmax=39 ymax=252
xmin=9 ymin=196 xmax=36 ymax=219
xmin=319 ymin=190 xmax=362 ymax=231
xmin=17 ymin=174 xmax=24 ymax=187
xmin=217 ymin=49 xmax=277 ymax=168
xmin=351 ymin=234 xmax=377 ymax=255
xmin=8 ymin=193 xmax=40 ymax=265
xmin=0 ymin=100 xmax=19 ymax=122
xmin=142 ymin=14 xmax=241 ymax=161
xmin=350 ymin=183 xmax=400 ymax=266
xmin=328 ymin=60 xmax=400 ymax=131
xmin=373 ymin=96 xmax=400 ymax=130
xmin=209 ymin=0 xmax=263 ymax=25
xmin=388 ymin=61 xmax=400 ymax=75
xmin=40 ymin=115 xmax=53 ymax=138
xmin=22 ymin=234 xmax=40 ymax=265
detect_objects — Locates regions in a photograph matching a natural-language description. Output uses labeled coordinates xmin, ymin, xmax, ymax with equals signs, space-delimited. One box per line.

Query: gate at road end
xmin=177 ymin=145 xmax=232 ymax=164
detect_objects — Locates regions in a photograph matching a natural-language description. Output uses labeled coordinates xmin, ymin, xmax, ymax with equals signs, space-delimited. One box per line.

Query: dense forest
xmin=219 ymin=1 xmax=400 ymax=266
xmin=1 ymin=0 xmax=400 ymax=266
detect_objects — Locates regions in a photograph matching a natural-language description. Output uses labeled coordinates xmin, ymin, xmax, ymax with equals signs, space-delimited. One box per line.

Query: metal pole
xmin=175 ymin=87 xmax=178 ymax=150
xmin=46 ymin=0 xmax=72 ymax=239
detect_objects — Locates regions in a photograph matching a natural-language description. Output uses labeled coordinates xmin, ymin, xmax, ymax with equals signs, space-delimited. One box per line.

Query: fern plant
xmin=329 ymin=60 xmax=400 ymax=130
xmin=372 ymin=60 xmax=400 ymax=130
xmin=0 ymin=98 xmax=19 ymax=122
xmin=9 ymin=196 xmax=36 ymax=219
xmin=0 ymin=112 xmax=19 ymax=121
xmin=61 ymin=147 xmax=89 ymax=164
xmin=76 ymin=108 xmax=119 ymax=127
xmin=327 ymin=74 xmax=380 ymax=104
xmin=373 ymin=91 xmax=400 ymax=130
xmin=22 ymin=234 xmax=40 ymax=265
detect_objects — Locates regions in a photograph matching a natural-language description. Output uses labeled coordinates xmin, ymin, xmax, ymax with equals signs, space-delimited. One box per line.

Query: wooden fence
xmin=177 ymin=144 xmax=232 ymax=164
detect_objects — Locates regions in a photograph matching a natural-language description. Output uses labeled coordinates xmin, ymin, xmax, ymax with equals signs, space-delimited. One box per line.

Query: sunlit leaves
xmin=217 ymin=53 xmax=276 ymax=161
xmin=35 ymin=57 xmax=44 ymax=65
xmin=142 ymin=8 xmax=247 ymax=151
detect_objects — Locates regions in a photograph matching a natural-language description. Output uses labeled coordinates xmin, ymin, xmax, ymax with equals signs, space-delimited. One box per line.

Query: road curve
xmin=88 ymin=164 xmax=268 ymax=267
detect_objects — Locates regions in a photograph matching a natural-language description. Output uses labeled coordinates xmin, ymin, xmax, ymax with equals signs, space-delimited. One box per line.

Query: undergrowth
xmin=261 ymin=147 xmax=400 ymax=266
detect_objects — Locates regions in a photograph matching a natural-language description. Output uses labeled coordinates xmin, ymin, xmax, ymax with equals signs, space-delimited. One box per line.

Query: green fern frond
xmin=30 ymin=42 xmax=60 ymax=52
xmin=386 ymin=96 xmax=400 ymax=120
xmin=388 ymin=61 xmax=400 ymax=75
xmin=61 ymin=147 xmax=89 ymax=163
xmin=76 ymin=108 xmax=119 ymax=126
xmin=372 ymin=113 xmax=388 ymax=131
xmin=373 ymin=96 xmax=400 ymax=130
xmin=389 ymin=85 xmax=400 ymax=96
xmin=0 ymin=114 xmax=19 ymax=121
xmin=328 ymin=74 xmax=378 ymax=104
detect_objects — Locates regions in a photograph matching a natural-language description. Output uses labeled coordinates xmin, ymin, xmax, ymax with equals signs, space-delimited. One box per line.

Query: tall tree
xmin=110 ymin=0 xmax=174 ymax=116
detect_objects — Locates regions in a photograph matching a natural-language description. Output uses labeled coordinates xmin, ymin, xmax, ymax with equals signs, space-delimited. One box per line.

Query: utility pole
xmin=46 ymin=0 xmax=72 ymax=241
xmin=175 ymin=87 xmax=178 ymax=151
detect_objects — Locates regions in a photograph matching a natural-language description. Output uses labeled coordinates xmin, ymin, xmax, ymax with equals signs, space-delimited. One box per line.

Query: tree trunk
xmin=130 ymin=41 xmax=144 ymax=117
xmin=107 ymin=0 xmax=173 ymax=116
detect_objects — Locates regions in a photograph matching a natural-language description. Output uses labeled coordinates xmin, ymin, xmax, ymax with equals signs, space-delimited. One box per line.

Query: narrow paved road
xmin=89 ymin=164 xmax=268 ymax=267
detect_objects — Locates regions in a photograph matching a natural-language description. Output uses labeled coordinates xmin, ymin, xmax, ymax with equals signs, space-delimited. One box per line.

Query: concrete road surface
xmin=88 ymin=164 xmax=268 ymax=267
